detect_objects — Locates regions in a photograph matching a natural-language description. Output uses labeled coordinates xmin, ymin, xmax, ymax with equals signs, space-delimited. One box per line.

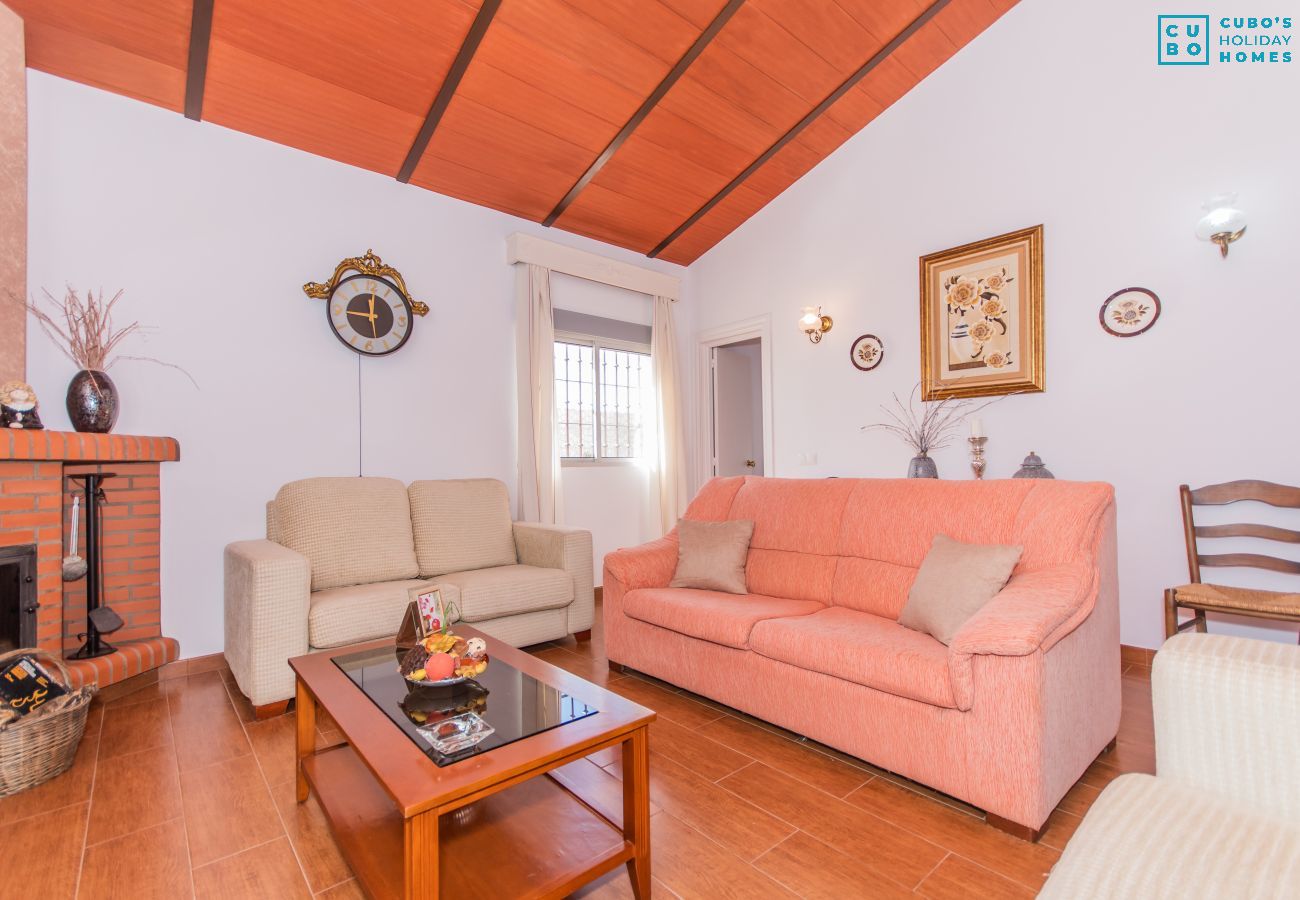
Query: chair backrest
xmin=1179 ymin=480 xmax=1300 ymax=584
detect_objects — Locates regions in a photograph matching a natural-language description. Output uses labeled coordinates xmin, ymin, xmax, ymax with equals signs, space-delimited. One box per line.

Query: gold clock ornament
xmin=303 ymin=250 xmax=428 ymax=356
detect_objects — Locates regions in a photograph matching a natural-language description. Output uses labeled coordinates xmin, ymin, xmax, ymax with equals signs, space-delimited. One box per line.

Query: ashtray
xmin=417 ymin=711 xmax=495 ymax=755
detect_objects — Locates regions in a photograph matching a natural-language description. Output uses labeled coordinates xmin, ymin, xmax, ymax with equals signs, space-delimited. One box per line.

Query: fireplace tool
xmin=67 ymin=473 xmax=124 ymax=660
xmin=61 ymin=495 xmax=88 ymax=581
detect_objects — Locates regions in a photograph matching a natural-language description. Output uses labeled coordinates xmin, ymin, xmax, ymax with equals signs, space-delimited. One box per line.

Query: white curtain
xmin=650 ymin=295 xmax=688 ymax=534
xmin=517 ymin=264 xmax=561 ymax=524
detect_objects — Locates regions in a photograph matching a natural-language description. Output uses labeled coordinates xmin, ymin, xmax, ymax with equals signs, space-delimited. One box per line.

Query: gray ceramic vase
xmin=907 ymin=453 xmax=939 ymax=478
xmin=66 ymin=369 xmax=119 ymax=433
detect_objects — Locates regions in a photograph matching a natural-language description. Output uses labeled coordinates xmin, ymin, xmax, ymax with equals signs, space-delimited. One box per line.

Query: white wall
xmin=686 ymin=0 xmax=1300 ymax=650
xmin=24 ymin=72 xmax=688 ymax=656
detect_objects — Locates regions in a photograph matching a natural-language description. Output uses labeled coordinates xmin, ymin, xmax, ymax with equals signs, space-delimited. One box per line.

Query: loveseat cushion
xmin=275 ymin=477 xmax=419 ymax=591
xmin=436 ymin=564 xmax=573 ymax=623
xmin=308 ymin=579 xmax=436 ymax=649
xmin=1040 ymin=774 xmax=1300 ymax=899
xmin=409 ymin=479 xmax=517 ymax=578
xmin=623 ymin=588 xmax=823 ymax=650
xmin=749 ymin=607 xmax=957 ymax=708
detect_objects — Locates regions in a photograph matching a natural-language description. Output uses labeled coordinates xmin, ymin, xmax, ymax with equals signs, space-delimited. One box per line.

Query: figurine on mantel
xmin=0 ymin=381 xmax=44 ymax=430
xmin=1013 ymin=451 xmax=1055 ymax=479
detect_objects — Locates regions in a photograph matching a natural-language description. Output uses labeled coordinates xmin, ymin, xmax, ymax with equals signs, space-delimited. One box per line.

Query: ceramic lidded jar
xmin=1012 ymin=451 xmax=1054 ymax=479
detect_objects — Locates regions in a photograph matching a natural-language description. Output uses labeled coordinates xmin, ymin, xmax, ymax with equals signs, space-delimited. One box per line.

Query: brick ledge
xmin=63 ymin=636 xmax=180 ymax=690
xmin=0 ymin=430 xmax=180 ymax=463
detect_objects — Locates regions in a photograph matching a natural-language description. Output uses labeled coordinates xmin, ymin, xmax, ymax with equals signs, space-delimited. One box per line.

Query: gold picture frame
xmin=919 ymin=225 xmax=1044 ymax=400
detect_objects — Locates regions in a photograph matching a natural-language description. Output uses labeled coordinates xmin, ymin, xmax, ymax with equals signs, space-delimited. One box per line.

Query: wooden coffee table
xmin=290 ymin=627 xmax=655 ymax=899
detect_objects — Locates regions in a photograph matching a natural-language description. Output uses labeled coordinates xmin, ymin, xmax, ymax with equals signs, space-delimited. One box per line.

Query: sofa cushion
xmin=670 ymin=519 xmax=754 ymax=593
xmin=275 ymin=477 xmax=419 ymax=592
xmin=623 ymin=588 xmax=823 ymax=650
xmin=409 ymin=479 xmax=517 ymax=578
xmin=436 ymin=564 xmax=573 ymax=623
xmin=727 ymin=478 xmax=856 ymax=604
xmin=309 ymin=579 xmax=436 ymax=649
xmin=898 ymin=534 xmax=1023 ymax=645
xmin=749 ymin=607 xmax=957 ymax=708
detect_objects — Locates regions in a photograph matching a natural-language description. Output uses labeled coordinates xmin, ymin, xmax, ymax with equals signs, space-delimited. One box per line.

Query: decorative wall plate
xmin=850 ymin=334 xmax=885 ymax=371
xmin=1100 ymin=288 xmax=1161 ymax=337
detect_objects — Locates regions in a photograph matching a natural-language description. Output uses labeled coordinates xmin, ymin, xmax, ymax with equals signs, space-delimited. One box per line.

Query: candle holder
xmin=968 ymin=436 xmax=988 ymax=480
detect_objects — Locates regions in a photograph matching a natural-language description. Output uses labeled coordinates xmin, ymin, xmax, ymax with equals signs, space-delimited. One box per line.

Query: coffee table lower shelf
xmin=302 ymin=743 xmax=633 ymax=900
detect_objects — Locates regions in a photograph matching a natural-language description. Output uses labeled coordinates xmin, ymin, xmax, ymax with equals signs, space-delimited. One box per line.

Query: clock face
xmin=327 ymin=273 xmax=413 ymax=356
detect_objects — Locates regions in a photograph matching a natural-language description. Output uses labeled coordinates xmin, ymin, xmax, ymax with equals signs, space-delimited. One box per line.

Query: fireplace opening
xmin=0 ymin=544 xmax=38 ymax=653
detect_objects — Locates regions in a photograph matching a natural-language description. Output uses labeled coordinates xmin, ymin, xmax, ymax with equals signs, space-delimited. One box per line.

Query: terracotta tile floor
xmin=0 ymin=606 xmax=1155 ymax=899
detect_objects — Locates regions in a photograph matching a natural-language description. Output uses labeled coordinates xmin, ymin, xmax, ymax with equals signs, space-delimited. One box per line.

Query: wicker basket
xmin=0 ymin=648 xmax=96 ymax=798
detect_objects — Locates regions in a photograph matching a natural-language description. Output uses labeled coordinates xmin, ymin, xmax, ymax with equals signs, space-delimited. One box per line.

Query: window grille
xmin=554 ymin=337 xmax=651 ymax=461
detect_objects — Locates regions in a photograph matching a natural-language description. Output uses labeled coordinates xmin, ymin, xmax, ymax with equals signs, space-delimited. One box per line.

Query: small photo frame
xmin=415 ymin=589 xmax=445 ymax=633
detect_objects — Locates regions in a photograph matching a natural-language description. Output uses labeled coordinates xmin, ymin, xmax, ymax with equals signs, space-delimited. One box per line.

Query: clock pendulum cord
xmin=356 ymin=353 xmax=363 ymax=477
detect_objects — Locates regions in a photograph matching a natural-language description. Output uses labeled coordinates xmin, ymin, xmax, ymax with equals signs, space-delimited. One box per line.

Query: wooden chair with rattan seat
xmin=1165 ymin=480 xmax=1300 ymax=640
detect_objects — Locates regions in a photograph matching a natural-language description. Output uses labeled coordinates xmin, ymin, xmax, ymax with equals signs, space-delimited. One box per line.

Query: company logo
xmin=1158 ymin=14 xmax=1293 ymax=65
xmin=1159 ymin=15 xmax=1210 ymax=64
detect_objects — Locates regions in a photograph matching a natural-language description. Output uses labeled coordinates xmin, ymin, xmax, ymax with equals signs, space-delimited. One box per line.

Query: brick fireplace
xmin=0 ymin=429 xmax=181 ymax=687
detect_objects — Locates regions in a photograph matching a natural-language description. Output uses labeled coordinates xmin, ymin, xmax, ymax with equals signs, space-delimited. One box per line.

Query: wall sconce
xmin=1195 ymin=193 xmax=1247 ymax=258
xmin=799 ymin=306 xmax=833 ymax=344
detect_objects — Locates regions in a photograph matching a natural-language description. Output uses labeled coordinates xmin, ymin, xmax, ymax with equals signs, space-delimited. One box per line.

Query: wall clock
xmin=303 ymin=250 xmax=429 ymax=356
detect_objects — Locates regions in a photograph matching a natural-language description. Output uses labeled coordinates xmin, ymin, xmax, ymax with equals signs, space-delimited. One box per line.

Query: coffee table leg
xmin=405 ymin=810 xmax=440 ymax=899
xmin=622 ymin=725 xmax=651 ymax=899
xmin=296 ymin=677 xmax=316 ymax=803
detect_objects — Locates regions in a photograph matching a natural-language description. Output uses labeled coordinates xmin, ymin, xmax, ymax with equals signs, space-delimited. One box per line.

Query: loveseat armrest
xmin=513 ymin=522 xmax=594 ymax=634
xmin=1153 ymin=633 xmax=1300 ymax=821
xmin=223 ymin=540 xmax=311 ymax=708
xmin=949 ymin=564 xmax=1095 ymax=659
xmin=604 ymin=535 xmax=678 ymax=591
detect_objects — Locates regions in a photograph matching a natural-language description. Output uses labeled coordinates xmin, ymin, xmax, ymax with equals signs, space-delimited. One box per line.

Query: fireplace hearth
xmin=0 ymin=544 xmax=38 ymax=654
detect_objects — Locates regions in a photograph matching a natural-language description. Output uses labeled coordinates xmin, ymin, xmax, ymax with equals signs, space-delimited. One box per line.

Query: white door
xmin=712 ymin=341 xmax=764 ymax=477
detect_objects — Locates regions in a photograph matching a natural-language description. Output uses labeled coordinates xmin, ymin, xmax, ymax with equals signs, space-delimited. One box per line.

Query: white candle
xmin=970 ymin=418 xmax=984 ymax=438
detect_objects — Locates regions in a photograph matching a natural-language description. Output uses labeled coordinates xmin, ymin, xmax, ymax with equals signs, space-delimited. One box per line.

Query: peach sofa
xmin=603 ymin=476 xmax=1119 ymax=837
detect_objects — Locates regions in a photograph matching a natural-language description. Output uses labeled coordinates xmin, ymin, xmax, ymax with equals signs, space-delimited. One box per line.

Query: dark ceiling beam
xmin=647 ymin=0 xmax=954 ymax=259
xmin=183 ymin=0 xmax=215 ymax=121
xmin=397 ymin=0 xmax=503 ymax=184
xmin=542 ymin=0 xmax=748 ymax=227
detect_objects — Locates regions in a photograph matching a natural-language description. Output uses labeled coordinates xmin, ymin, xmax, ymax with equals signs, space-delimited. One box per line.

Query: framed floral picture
xmin=919 ymin=225 xmax=1044 ymax=400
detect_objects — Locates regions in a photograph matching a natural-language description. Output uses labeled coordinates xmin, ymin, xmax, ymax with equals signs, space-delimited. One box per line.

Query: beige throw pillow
xmin=898 ymin=534 xmax=1023 ymax=645
xmin=670 ymin=519 xmax=755 ymax=594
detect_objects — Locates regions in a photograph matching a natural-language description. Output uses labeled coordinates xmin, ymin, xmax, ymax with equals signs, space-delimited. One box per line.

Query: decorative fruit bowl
xmin=399 ymin=632 xmax=489 ymax=688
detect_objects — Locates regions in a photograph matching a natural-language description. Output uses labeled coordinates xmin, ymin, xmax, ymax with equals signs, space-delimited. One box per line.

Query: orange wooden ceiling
xmin=10 ymin=0 xmax=1016 ymax=265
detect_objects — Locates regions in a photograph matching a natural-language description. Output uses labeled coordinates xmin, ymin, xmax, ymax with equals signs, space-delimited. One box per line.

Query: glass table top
xmin=332 ymin=644 xmax=598 ymax=767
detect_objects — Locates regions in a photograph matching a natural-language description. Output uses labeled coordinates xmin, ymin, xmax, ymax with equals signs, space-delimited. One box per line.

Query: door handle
xmin=745 ymin=459 xmax=756 ymax=469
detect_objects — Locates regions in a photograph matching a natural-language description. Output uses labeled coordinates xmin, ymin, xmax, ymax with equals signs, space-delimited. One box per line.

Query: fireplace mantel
xmin=0 ymin=429 xmax=180 ymax=462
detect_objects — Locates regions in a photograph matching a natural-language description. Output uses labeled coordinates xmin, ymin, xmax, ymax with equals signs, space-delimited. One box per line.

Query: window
xmin=555 ymin=335 xmax=651 ymax=462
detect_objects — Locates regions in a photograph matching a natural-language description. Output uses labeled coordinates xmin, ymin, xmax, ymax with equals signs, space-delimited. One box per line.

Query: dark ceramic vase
xmin=66 ymin=369 xmax=119 ymax=433
xmin=907 ymin=453 xmax=938 ymax=478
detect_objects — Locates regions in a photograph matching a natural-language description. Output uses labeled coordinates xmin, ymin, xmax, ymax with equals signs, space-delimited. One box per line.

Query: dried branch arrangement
xmin=27 ymin=287 xmax=195 ymax=385
xmin=863 ymin=383 xmax=1006 ymax=455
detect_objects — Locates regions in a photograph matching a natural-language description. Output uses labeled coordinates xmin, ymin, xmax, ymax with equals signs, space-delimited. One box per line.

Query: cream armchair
xmin=1041 ymin=633 xmax=1300 ymax=898
xmin=224 ymin=477 xmax=593 ymax=716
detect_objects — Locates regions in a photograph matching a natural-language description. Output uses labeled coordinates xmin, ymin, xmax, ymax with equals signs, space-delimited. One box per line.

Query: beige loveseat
xmin=224 ymin=477 xmax=593 ymax=713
